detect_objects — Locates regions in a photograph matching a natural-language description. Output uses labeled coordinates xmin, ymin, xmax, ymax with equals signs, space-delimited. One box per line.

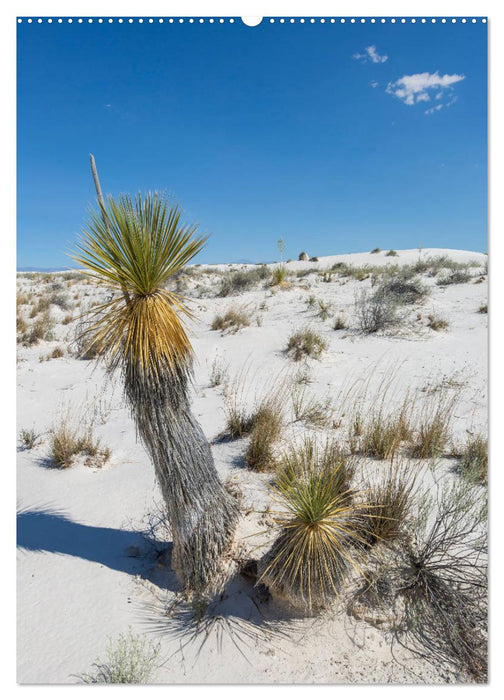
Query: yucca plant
xmin=72 ymin=155 xmax=238 ymax=597
xmin=259 ymin=439 xmax=366 ymax=610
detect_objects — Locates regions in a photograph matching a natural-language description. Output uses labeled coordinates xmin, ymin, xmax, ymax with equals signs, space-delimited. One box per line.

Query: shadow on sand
xmin=16 ymin=506 xmax=177 ymax=587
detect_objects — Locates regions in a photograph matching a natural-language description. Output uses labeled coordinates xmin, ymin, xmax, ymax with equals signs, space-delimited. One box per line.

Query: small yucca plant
xmin=259 ymin=440 xmax=367 ymax=610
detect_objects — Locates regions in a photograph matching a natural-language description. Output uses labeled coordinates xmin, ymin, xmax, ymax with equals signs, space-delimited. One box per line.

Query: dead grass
xmin=453 ymin=433 xmax=488 ymax=485
xmin=211 ymin=306 xmax=250 ymax=333
xmin=286 ymin=327 xmax=328 ymax=361
xmin=245 ymin=401 xmax=284 ymax=471
xmin=410 ymin=393 xmax=457 ymax=459
xmin=427 ymin=314 xmax=449 ymax=331
xmin=49 ymin=418 xmax=110 ymax=469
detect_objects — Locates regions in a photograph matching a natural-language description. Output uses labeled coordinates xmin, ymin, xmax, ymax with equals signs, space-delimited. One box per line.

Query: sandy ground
xmin=16 ymin=248 xmax=487 ymax=684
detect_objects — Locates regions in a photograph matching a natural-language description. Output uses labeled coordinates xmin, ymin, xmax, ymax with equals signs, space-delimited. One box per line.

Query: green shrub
xmin=271 ymin=265 xmax=288 ymax=286
xmin=355 ymin=289 xmax=400 ymax=334
xmin=370 ymin=248 xmax=381 ymax=254
xmin=436 ymin=270 xmax=472 ymax=286
xmin=385 ymin=249 xmax=398 ymax=257
xmin=218 ymin=266 xmax=270 ymax=296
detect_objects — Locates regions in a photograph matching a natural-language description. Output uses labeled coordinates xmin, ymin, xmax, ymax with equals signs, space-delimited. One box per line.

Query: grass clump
xmin=316 ymin=299 xmax=332 ymax=321
xmin=244 ymin=400 xmax=283 ymax=471
xmin=211 ymin=306 xmax=250 ymax=334
xmin=358 ymin=464 xmax=415 ymax=546
xmin=385 ymin=249 xmax=398 ymax=257
xmin=80 ymin=629 xmax=160 ymax=684
xmin=208 ymin=354 xmax=229 ymax=387
xmin=333 ymin=315 xmax=347 ymax=330
xmin=291 ymin=385 xmax=334 ymax=428
xmin=49 ymin=291 xmax=72 ymax=310
xmin=19 ymin=427 xmax=41 ymax=450
xmin=370 ymin=248 xmax=381 ymax=254
xmin=259 ymin=439 xmax=365 ymax=610
xmin=427 ymin=314 xmax=449 ymax=331
xmin=478 ymin=304 xmax=488 ymax=314
xmin=352 ymin=399 xmax=412 ymax=460
xmin=410 ymin=394 xmax=456 ymax=459
xmin=271 ymin=265 xmax=288 ymax=286
xmin=23 ymin=311 xmax=55 ymax=345
xmin=218 ymin=266 xmax=270 ymax=296
xmin=454 ymin=433 xmax=488 ymax=485
xmin=286 ymin=327 xmax=328 ymax=361
xmin=49 ymin=419 xmax=110 ymax=469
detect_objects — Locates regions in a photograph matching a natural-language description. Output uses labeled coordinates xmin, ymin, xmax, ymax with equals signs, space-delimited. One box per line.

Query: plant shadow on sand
xmin=16 ymin=506 xmax=180 ymax=590
xmin=138 ymin=572 xmax=312 ymax=668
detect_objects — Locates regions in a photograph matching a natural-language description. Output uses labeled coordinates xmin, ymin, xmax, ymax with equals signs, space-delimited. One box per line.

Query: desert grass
xmin=332 ymin=315 xmax=347 ymax=330
xmin=453 ymin=433 xmax=488 ymax=485
xmin=385 ymin=250 xmax=398 ymax=257
xmin=286 ymin=327 xmax=328 ymax=361
xmin=291 ymin=385 xmax=334 ymax=428
xmin=18 ymin=427 xmax=41 ymax=450
xmin=478 ymin=304 xmax=488 ymax=314
xmin=358 ymin=462 xmax=416 ymax=546
xmin=79 ymin=629 xmax=160 ymax=684
xmin=316 ymin=299 xmax=332 ymax=321
xmin=410 ymin=393 xmax=457 ymax=459
xmin=370 ymin=248 xmax=381 ymax=254
xmin=49 ymin=415 xmax=110 ymax=469
xmin=427 ymin=314 xmax=449 ymax=331
xmin=208 ymin=354 xmax=229 ymax=387
xmin=436 ymin=270 xmax=472 ymax=286
xmin=48 ymin=291 xmax=72 ymax=310
xmin=211 ymin=306 xmax=250 ymax=333
xmin=350 ymin=396 xmax=413 ymax=460
xmin=244 ymin=399 xmax=284 ymax=471
xmin=259 ymin=438 xmax=367 ymax=610
xmin=270 ymin=265 xmax=288 ymax=286
xmin=218 ymin=266 xmax=270 ymax=296
xmin=378 ymin=276 xmax=429 ymax=305
xmin=22 ymin=311 xmax=55 ymax=345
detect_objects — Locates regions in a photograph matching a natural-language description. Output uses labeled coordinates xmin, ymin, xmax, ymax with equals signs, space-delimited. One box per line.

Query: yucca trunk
xmin=126 ymin=364 xmax=238 ymax=596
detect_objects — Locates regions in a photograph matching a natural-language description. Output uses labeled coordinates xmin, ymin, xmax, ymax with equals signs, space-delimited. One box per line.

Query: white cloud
xmin=386 ymin=71 xmax=465 ymax=106
xmin=353 ymin=45 xmax=388 ymax=64
xmin=425 ymin=95 xmax=458 ymax=115
xmin=370 ymin=80 xmax=379 ymax=88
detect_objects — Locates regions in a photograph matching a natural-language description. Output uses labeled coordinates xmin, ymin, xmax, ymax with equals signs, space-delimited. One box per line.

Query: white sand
xmin=16 ymin=248 xmax=487 ymax=683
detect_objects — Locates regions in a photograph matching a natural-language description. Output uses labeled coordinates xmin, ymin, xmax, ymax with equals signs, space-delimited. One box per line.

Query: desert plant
xmin=49 ymin=418 xmax=109 ymax=469
xmin=454 ymin=433 xmax=488 ymax=485
xmin=286 ymin=327 xmax=328 ymax=361
xmin=259 ymin=440 xmax=366 ymax=610
xmin=244 ymin=400 xmax=283 ymax=471
xmin=211 ymin=306 xmax=250 ymax=333
xmin=271 ymin=265 xmax=288 ymax=286
xmin=208 ymin=355 xmax=229 ymax=387
xmin=353 ymin=398 xmax=412 ymax=460
xmin=79 ymin=629 xmax=160 ymax=684
xmin=427 ymin=314 xmax=449 ymax=331
xmin=385 ymin=249 xmax=398 ymax=257
xmin=436 ymin=270 xmax=472 ymax=286
xmin=298 ymin=251 xmax=309 ymax=261
xmin=18 ymin=427 xmax=41 ymax=450
xmin=332 ymin=315 xmax=347 ymax=331
xmin=410 ymin=393 xmax=456 ymax=459
xmin=478 ymin=304 xmax=488 ymax=314
xmin=218 ymin=266 xmax=270 ymax=296
xmin=316 ymin=299 xmax=332 ymax=321
xmin=49 ymin=291 xmax=72 ymax=310
xmin=17 ymin=313 xmax=28 ymax=337
xmin=358 ymin=463 xmax=416 ymax=546
xmin=355 ymin=289 xmax=399 ymax=334
xmin=370 ymin=248 xmax=381 ymax=254
xmin=23 ymin=310 xmax=55 ymax=345
xmin=62 ymin=313 xmax=74 ymax=325
xmin=291 ymin=385 xmax=333 ymax=428
xmin=378 ymin=277 xmax=429 ymax=305
xmin=397 ymin=483 xmax=487 ymax=680
xmin=72 ymin=156 xmax=238 ymax=597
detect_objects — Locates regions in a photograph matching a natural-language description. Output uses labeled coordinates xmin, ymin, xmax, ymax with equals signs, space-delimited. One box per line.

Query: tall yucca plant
xmin=73 ymin=156 xmax=238 ymax=597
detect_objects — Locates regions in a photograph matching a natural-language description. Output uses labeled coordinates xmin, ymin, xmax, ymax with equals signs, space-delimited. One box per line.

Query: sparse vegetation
xmin=298 ymin=251 xmax=309 ymax=261
xmin=378 ymin=277 xmax=429 ymax=305
xmin=286 ymin=327 xmax=328 ymax=361
xmin=370 ymin=248 xmax=381 ymax=254
xmin=385 ymin=249 xmax=398 ymax=257
xmin=218 ymin=266 xmax=270 ymax=296
xmin=49 ymin=418 xmax=110 ymax=469
xmin=79 ymin=629 xmax=160 ymax=684
xmin=211 ymin=306 xmax=250 ymax=333
xmin=410 ymin=394 xmax=456 ymax=459
xmin=355 ymin=289 xmax=400 ymax=334
xmin=478 ymin=304 xmax=488 ymax=314
xmin=291 ymin=385 xmax=333 ymax=428
xmin=454 ymin=433 xmax=488 ymax=485
xmin=19 ymin=427 xmax=41 ymax=450
xmin=427 ymin=314 xmax=449 ymax=331
xmin=22 ymin=311 xmax=55 ymax=345
xmin=209 ymin=355 xmax=229 ymax=387
xmin=271 ymin=265 xmax=288 ymax=286
xmin=245 ymin=400 xmax=283 ymax=471
xmin=436 ymin=270 xmax=472 ymax=286
xmin=351 ymin=397 xmax=412 ymax=460
xmin=333 ymin=315 xmax=347 ymax=330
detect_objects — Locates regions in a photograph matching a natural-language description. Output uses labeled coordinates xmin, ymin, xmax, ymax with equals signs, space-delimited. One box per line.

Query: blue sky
xmin=17 ymin=17 xmax=487 ymax=267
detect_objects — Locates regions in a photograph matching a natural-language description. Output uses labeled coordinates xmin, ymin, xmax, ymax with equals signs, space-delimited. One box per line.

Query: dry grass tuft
xmin=427 ymin=314 xmax=449 ymax=331
xmin=286 ymin=327 xmax=328 ymax=361
xmin=211 ymin=306 xmax=250 ymax=334
xmin=49 ymin=418 xmax=110 ymax=469
xmin=244 ymin=400 xmax=283 ymax=471
xmin=453 ymin=433 xmax=488 ymax=485
xmin=410 ymin=393 xmax=456 ymax=459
